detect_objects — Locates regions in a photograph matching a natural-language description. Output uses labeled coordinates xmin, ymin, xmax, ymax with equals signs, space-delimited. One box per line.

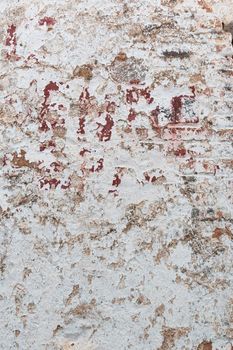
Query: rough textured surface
xmin=0 ymin=0 xmax=232 ymax=349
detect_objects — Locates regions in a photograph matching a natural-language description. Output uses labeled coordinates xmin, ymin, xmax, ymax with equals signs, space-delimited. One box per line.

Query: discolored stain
xmin=73 ymin=64 xmax=93 ymax=80
xmin=109 ymin=56 xmax=147 ymax=83
xmin=162 ymin=50 xmax=192 ymax=59
xmin=159 ymin=327 xmax=190 ymax=350
xmin=197 ymin=341 xmax=212 ymax=350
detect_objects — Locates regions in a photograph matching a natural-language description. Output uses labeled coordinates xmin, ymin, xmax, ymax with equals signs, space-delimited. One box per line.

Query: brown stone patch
xmin=159 ymin=327 xmax=190 ymax=350
xmin=11 ymin=150 xmax=39 ymax=169
xmin=64 ymin=299 xmax=96 ymax=323
xmin=197 ymin=341 xmax=212 ymax=350
xmin=65 ymin=284 xmax=80 ymax=306
xmin=198 ymin=0 xmax=212 ymax=12
xmin=73 ymin=64 xmax=93 ymax=80
xmin=212 ymin=227 xmax=232 ymax=239
xmin=115 ymin=52 xmax=127 ymax=61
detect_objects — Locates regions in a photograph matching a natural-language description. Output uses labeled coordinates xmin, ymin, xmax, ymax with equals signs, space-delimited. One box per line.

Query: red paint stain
xmin=140 ymin=87 xmax=154 ymax=104
xmin=106 ymin=101 xmax=116 ymax=113
xmin=174 ymin=147 xmax=186 ymax=157
xmin=79 ymin=148 xmax=91 ymax=156
xmin=126 ymin=87 xmax=154 ymax=105
xmin=38 ymin=17 xmax=56 ymax=26
xmin=43 ymin=81 xmax=59 ymax=100
xmin=128 ymin=108 xmax=137 ymax=122
xmin=151 ymin=176 xmax=157 ymax=183
xmin=79 ymin=87 xmax=90 ymax=102
xmin=144 ymin=173 xmax=157 ymax=183
xmin=171 ymin=96 xmax=183 ymax=123
xmin=89 ymin=165 xmax=94 ymax=173
xmin=126 ymin=88 xmax=139 ymax=104
xmin=89 ymin=158 xmax=104 ymax=173
xmin=95 ymin=158 xmax=104 ymax=172
xmin=50 ymin=119 xmax=65 ymax=130
xmin=77 ymin=117 xmax=85 ymax=134
xmin=143 ymin=172 xmax=165 ymax=184
xmin=40 ymin=140 xmax=56 ymax=151
xmin=170 ymin=86 xmax=196 ymax=124
xmin=50 ymin=161 xmax=63 ymax=172
xmin=39 ymin=120 xmax=50 ymax=132
xmin=112 ymin=174 xmax=121 ymax=187
xmin=97 ymin=114 xmax=114 ymax=141
xmin=190 ymin=86 xmax=196 ymax=97
xmin=6 ymin=24 xmax=16 ymax=47
xmin=40 ymin=177 xmax=60 ymax=189
xmin=61 ymin=177 xmax=71 ymax=189
xmin=144 ymin=173 xmax=150 ymax=182
xmin=39 ymin=81 xmax=59 ymax=130
xmin=5 ymin=24 xmax=19 ymax=60
xmin=26 ymin=54 xmax=39 ymax=64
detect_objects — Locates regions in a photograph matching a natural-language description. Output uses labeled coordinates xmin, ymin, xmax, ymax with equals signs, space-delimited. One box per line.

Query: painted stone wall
xmin=0 ymin=0 xmax=232 ymax=349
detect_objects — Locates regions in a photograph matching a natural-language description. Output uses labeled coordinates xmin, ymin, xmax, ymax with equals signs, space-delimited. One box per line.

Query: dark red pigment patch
xmin=144 ymin=173 xmax=156 ymax=182
xmin=5 ymin=24 xmax=19 ymax=60
xmin=5 ymin=24 xmax=16 ymax=47
xmin=43 ymin=81 xmax=59 ymax=100
xmin=80 ymin=88 xmax=90 ymax=100
xmin=105 ymin=101 xmax=116 ymax=113
xmin=90 ymin=158 xmax=104 ymax=173
xmin=50 ymin=118 xmax=65 ymax=131
xmin=140 ymin=87 xmax=154 ymax=104
xmin=128 ymin=108 xmax=137 ymax=122
xmin=61 ymin=177 xmax=71 ymax=189
xmin=95 ymin=158 xmax=104 ymax=172
xmin=97 ymin=114 xmax=114 ymax=141
xmin=50 ymin=161 xmax=63 ymax=172
xmin=58 ymin=104 xmax=65 ymax=110
xmin=38 ymin=17 xmax=56 ymax=26
xmin=79 ymin=148 xmax=91 ymax=156
xmin=39 ymin=120 xmax=50 ymax=132
xmin=40 ymin=177 xmax=60 ymax=189
xmin=126 ymin=88 xmax=139 ymax=104
xmin=144 ymin=173 xmax=163 ymax=183
xmin=171 ymin=96 xmax=183 ymax=123
xmin=39 ymin=81 xmax=59 ymax=130
xmin=112 ymin=174 xmax=121 ymax=187
xmin=26 ymin=54 xmax=39 ymax=64
xmin=126 ymin=87 xmax=154 ymax=105
xmin=170 ymin=86 xmax=196 ymax=124
xmin=151 ymin=176 xmax=157 ymax=183
xmin=40 ymin=140 xmax=56 ymax=152
xmin=144 ymin=173 xmax=150 ymax=182
xmin=77 ymin=117 xmax=85 ymax=134
xmin=174 ymin=147 xmax=186 ymax=157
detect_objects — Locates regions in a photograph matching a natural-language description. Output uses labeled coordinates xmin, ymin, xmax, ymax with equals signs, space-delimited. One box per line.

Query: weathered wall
xmin=0 ymin=0 xmax=232 ymax=349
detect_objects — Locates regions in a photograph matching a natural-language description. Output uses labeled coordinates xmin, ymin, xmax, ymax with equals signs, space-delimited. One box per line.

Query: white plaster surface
xmin=0 ymin=0 xmax=232 ymax=349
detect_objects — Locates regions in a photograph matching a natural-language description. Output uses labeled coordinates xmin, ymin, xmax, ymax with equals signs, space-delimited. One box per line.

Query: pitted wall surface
xmin=0 ymin=1 xmax=232 ymax=349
